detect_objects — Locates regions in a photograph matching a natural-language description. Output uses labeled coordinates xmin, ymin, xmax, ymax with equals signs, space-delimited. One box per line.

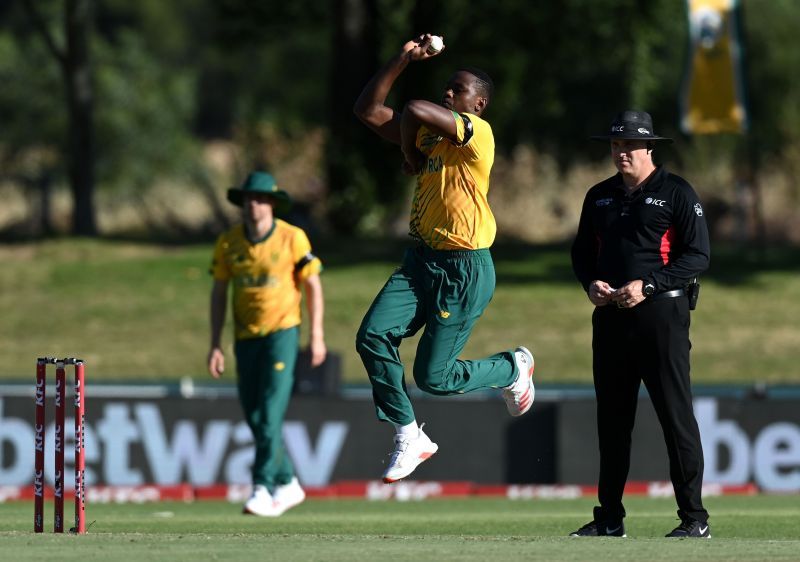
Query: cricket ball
xmin=426 ymin=35 xmax=444 ymax=55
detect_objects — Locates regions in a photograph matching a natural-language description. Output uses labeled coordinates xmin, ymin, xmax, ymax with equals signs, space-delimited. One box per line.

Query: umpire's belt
xmin=649 ymin=288 xmax=686 ymax=302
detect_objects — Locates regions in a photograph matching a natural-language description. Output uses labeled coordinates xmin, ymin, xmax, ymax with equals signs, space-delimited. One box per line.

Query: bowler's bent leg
xmin=413 ymin=249 xmax=516 ymax=394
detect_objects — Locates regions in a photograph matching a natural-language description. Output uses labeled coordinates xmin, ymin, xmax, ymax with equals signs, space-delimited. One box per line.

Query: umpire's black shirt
xmin=571 ymin=165 xmax=710 ymax=293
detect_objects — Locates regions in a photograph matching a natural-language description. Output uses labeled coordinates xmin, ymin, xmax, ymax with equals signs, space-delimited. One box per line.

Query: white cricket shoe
xmin=502 ymin=346 xmax=535 ymax=416
xmin=273 ymin=477 xmax=306 ymax=515
xmin=243 ymin=485 xmax=280 ymax=517
xmin=382 ymin=425 xmax=439 ymax=484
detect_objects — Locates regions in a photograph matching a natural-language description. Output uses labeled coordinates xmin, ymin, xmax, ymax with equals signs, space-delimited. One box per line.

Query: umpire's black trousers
xmin=591 ymin=296 xmax=709 ymax=524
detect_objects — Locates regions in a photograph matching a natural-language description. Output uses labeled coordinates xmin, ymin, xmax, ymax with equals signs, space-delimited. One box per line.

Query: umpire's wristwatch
xmin=642 ymin=283 xmax=656 ymax=298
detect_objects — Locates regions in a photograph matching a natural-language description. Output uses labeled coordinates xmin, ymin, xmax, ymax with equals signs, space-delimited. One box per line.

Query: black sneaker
xmin=665 ymin=519 xmax=711 ymax=538
xmin=569 ymin=519 xmax=626 ymax=537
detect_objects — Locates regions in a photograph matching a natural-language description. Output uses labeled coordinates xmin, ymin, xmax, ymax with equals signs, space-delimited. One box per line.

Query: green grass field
xmin=1 ymin=238 xmax=799 ymax=384
xmin=1 ymin=496 xmax=799 ymax=561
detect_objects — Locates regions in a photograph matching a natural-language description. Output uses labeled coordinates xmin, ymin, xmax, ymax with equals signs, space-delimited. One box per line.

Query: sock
xmin=394 ymin=420 xmax=419 ymax=438
xmin=505 ymin=349 xmax=521 ymax=388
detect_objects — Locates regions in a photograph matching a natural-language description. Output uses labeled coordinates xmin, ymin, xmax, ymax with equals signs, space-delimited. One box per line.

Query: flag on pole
xmin=680 ymin=0 xmax=748 ymax=134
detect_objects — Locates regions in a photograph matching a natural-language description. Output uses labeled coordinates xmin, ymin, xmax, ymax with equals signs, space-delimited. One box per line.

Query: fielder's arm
xmin=207 ymin=279 xmax=228 ymax=378
xmin=303 ymin=274 xmax=327 ymax=367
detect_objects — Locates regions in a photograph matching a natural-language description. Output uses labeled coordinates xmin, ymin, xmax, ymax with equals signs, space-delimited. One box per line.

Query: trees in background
xmin=15 ymin=0 xmax=97 ymax=235
xmin=0 ymin=0 xmax=798 ymax=239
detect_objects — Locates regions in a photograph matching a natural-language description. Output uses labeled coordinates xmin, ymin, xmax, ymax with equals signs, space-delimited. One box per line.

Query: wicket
xmin=35 ymin=357 xmax=86 ymax=534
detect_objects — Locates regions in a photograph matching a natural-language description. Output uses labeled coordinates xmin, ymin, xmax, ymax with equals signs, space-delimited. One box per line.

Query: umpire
xmin=570 ymin=111 xmax=711 ymax=538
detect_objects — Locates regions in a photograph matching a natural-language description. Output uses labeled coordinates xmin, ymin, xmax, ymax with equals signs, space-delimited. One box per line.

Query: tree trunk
xmin=37 ymin=171 xmax=55 ymax=237
xmin=326 ymin=0 xmax=381 ymax=235
xmin=22 ymin=0 xmax=99 ymax=236
xmin=64 ymin=0 xmax=98 ymax=236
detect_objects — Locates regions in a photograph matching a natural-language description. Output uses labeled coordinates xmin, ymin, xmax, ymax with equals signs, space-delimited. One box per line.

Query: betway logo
xmin=0 ymin=400 xmax=348 ymax=488
xmin=696 ymin=398 xmax=800 ymax=492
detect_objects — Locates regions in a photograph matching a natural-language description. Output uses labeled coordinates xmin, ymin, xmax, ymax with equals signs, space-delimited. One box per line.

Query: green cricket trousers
xmin=235 ymin=327 xmax=299 ymax=491
xmin=356 ymin=245 xmax=517 ymax=426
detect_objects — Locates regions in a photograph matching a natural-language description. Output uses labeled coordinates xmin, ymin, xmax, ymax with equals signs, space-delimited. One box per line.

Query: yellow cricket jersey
xmin=410 ymin=111 xmax=496 ymax=250
xmin=210 ymin=220 xmax=322 ymax=340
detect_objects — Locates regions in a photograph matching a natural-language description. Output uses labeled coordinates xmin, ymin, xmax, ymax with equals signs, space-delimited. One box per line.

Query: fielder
xmin=207 ymin=171 xmax=326 ymax=516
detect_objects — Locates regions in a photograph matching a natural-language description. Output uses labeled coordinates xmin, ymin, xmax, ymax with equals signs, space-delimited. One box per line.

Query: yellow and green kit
xmin=211 ymin=219 xmax=321 ymax=490
xmin=356 ymin=111 xmax=518 ymax=425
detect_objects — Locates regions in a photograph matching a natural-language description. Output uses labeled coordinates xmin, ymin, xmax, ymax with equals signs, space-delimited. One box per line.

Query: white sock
xmin=394 ymin=421 xmax=419 ymax=438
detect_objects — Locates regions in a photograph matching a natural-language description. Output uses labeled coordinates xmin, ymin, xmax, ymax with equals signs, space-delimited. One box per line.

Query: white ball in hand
xmin=426 ymin=35 xmax=444 ymax=55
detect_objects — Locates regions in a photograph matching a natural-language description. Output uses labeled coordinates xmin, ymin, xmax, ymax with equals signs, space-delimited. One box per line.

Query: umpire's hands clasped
xmin=589 ymin=279 xmax=645 ymax=308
